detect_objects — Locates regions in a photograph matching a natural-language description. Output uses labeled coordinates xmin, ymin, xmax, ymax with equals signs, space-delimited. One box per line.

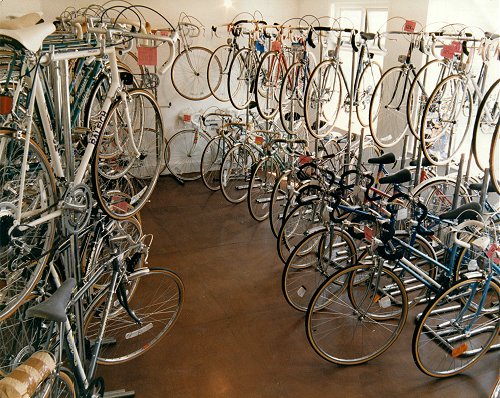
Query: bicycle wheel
xmin=220 ymin=144 xmax=256 ymax=203
xmin=207 ymin=44 xmax=233 ymax=102
xmin=304 ymin=59 xmax=342 ymax=138
xmin=171 ymin=46 xmax=214 ymax=101
xmin=228 ymin=48 xmax=259 ymax=110
xmin=490 ymin=118 xmax=500 ymax=194
xmin=413 ymin=277 xmax=500 ymax=377
xmin=473 ymin=79 xmax=500 ymax=171
xmin=35 ymin=368 xmax=77 ymax=398
xmin=269 ymin=169 xmax=298 ymax=237
xmin=277 ymin=199 xmax=323 ymax=263
xmin=201 ymin=135 xmax=233 ymax=191
xmin=356 ymin=61 xmax=382 ymax=127
xmin=369 ymin=65 xmax=412 ymax=148
xmin=255 ymin=51 xmax=285 ymax=120
xmin=247 ymin=156 xmax=280 ymax=221
xmin=84 ymin=267 xmax=184 ymax=364
xmin=279 ymin=61 xmax=307 ymax=135
xmin=165 ymin=129 xmax=210 ymax=181
xmin=0 ymin=129 xmax=57 ymax=321
xmin=420 ymin=74 xmax=473 ymax=166
xmin=282 ymin=227 xmax=356 ymax=311
xmin=407 ymin=59 xmax=455 ymax=139
xmin=306 ymin=264 xmax=408 ymax=365
xmin=92 ymin=89 xmax=164 ymax=220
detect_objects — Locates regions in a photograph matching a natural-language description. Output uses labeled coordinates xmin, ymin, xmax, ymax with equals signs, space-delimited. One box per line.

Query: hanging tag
xmin=441 ymin=44 xmax=456 ymax=59
xmin=271 ymin=40 xmax=282 ymax=52
xmin=299 ymin=154 xmax=312 ymax=165
xmin=137 ymin=46 xmax=158 ymax=66
xmin=378 ymin=296 xmax=391 ymax=308
xmin=364 ymin=226 xmax=373 ymax=242
xmin=0 ymin=94 xmax=13 ymax=115
xmin=485 ymin=243 xmax=497 ymax=259
xmin=452 ymin=40 xmax=462 ymax=53
xmin=403 ymin=20 xmax=416 ymax=33
xmin=255 ymin=136 xmax=264 ymax=145
xmin=396 ymin=207 xmax=408 ymax=221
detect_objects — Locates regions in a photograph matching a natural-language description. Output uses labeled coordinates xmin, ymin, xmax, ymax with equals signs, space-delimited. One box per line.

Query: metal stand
xmin=452 ymin=154 xmax=466 ymax=210
xmin=479 ymin=168 xmax=490 ymax=212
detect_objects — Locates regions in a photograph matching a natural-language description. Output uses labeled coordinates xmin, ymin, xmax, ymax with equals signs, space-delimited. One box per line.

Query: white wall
xmin=0 ymin=0 xmax=42 ymax=18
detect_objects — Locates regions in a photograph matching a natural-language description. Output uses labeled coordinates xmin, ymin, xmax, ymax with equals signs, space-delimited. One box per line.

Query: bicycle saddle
xmin=0 ymin=12 xmax=43 ymax=30
xmin=0 ymin=22 xmax=55 ymax=52
xmin=360 ymin=32 xmax=375 ymax=41
xmin=26 ymin=278 xmax=76 ymax=323
xmin=409 ymin=157 xmax=433 ymax=167
xmin=468 ymin=182 xmax=496 ymax=193
xmin=379 ymin=169 xmax=412 ymax=185
xmin=367 ymin=152 xmax=396 ymax=164
xmin=438 ymin=202 xmax=482 ymax=221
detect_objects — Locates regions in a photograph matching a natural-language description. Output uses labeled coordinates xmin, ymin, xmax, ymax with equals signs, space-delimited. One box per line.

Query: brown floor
xmin=99 ymin=177 xmax=499 ymax=398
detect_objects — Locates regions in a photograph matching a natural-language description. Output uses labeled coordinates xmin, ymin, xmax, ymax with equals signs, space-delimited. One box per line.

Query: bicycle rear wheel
xmin=0 ymin=130 xmax=57 ymax=321
xmin=247 ymin=156 xmax=280 ymax=221
xmin=279 ymin=61 xmax=307 ymax=135
xmin=356 ymin=61 xmax=382 ymax=127
xmin=207 ymin=44 xmax=232 ymax=102
xmin=306 ymin=264 xmax=408 ymax=365
xmin=228 ymin=48 xmax=259 ymax=110
xmin=165 ymin=129 xmax=210 ymax=181
xmin=420 ymin=74 xmax=473 ymax=166
xmin=413 ymin=277 xmax=500 ymax=377
xmin=304 ymin=60 xmax=342 ymax=138
xmin=220 ymin=144 xmax=256 ymax=203
xmin=171 ymin=47 xmax=214 ymax=101
xmin=490 ymin=119 xmax=500 ymax=194
xmin=255 ymin=51 xmax=285 ymax=120
xmin=92 ymin=89 xmax=164 ymax=220
xmin=84 ymin=267 xmax=184 ymax=364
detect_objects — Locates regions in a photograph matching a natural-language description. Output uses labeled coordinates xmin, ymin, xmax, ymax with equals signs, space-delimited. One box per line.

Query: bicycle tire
xmin=473 ymin=78 xmax=500 ymax=171
xmin=84 ymin=267 xmax=184 ymax=365
xmin=279 ymin=61 xmax=307 ymax=135
xmin=165 ymin=129 xmax=211 ymax=181
xmin=490 ymin=118 xmax=500 ymax=194
xmin=304 ymin=59 xmax=342 ymax=138
xmin=407 ymin=59 xmax=455 ymax=139
xmin=255 ymin=51 xmax=285 ymax=120
xmin=412 ymin=277 xmax=500 ymax=377
xmin=306 ymin=263 xmax=408 ymax=365
xmin=0 ymin=129 xmax=57 ymax=321
xmin=207 ymin=44 xmax=233 ymax=102
xmin=419 ymin=74 xmax=473 ymax=166
xmin=228 ymin=48 xmax=259 ymax=110
xmin=356 ymin=61 xmax=382 ymax=127
xmin=282 ymin=227 xmax=356 ymax=311
xmin=369 ymin=65 xmax=412 ymax=148
xmin=220 ymin=144 xmax=256 ymax=203
xmin=201 ymin=135 xmax=233 ymax=191
xmin=269 ymin=169 xmax=294 ymax=237
xmin=171 ymin=46 xmax=214 ymax=101
xmin=247 ymin=156 xmax=280 ymax=221
xmin=92 ymin=89 xmax=164 ymax=220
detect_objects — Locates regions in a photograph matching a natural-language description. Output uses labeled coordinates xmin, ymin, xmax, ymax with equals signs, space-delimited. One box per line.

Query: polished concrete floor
xmin=99 ymin=177 xmax=499 ymax=397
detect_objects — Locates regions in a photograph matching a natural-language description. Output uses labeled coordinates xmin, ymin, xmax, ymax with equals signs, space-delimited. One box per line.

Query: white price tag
xmin=378 ymin=296 xmax=391 ymax=308
xmin=396 ymin=208 xmax=408 ymax=221
xmin=297 ymin=286 xmax=306 ymax=298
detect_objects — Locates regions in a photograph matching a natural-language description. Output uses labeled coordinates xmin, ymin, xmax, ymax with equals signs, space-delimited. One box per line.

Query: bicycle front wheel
xmin=92 ymin=89 xmax=164 ymax=220
xmin=356 ymin=61 xmax=382 ymax=127
xmin=369 ymin=65 xmax=412 ymax=148
xmin=490 ymin=118 xmax=500 ymax=194
xmin=171 ymin=47 xmax=213 ymax=101
xmin=306 ymin=264 xmax=408 ymax=365
xmin=165 ymin=129 xmax=210 ymax=181
xmin=255 ymin=51 xmax=285 ymax=120
xmin=201 ymin=135 xmax=233 ymax=191
xmin=228 ymin=48 xmax=259 ymax=110
xmin=84 ymin=267 xmax=184 ymax=364
xmin=413 ymin=277 xmax=500 ymax=378
xmin=207 ymin=44 xmax=233 ymax=102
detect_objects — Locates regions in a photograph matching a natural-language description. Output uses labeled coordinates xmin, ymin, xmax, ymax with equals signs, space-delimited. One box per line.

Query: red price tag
xmin=271 ymin=40 xmax=282 ymax=52
xmin=183 ymin=114 xmax=191 ymax=123
xmin=112 ymin=196 xmax=128 ymax=213
xmin=364 ymin=226 xmax=373 ymax=242
xmin=137 ymin=46 xmax=158 ymax=66
xmin=486 ymin=243 xmax=498 ymax=258
xmin=255 ymin=136 xmax=264 ymax=145
xmin=404 ymin=20 xmax=416 ymax=33
xmin=452 ymin=40 xmax=462 ymax=53
xmin=441 ymin=44 xmax=456 ymax=59
xmin=299 ymin=155 xmax=312 ymax=165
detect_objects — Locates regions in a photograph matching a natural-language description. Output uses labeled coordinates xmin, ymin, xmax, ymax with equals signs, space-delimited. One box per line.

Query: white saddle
xmin=0 ymin=12 xmax=43 ymax=29
xmin=0 ymin=22 xmax=55 ymax=52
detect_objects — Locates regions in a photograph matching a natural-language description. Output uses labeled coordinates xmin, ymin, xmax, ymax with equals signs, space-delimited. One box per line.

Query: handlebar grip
xmin=351 ymin=32 xmax=359 ymax=52
xmin=462 ymin=40 xmax=469 ymax=56
xmin=307 ymin=29 xmax=316 ymax=48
